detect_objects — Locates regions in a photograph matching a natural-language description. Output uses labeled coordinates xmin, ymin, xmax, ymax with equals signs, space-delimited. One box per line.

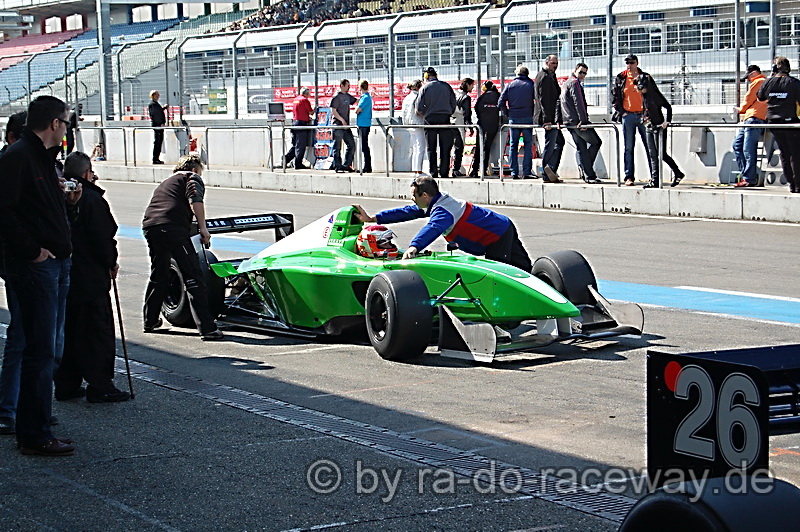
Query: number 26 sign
xmin=647 ymin=349 xmax=770 ymax=486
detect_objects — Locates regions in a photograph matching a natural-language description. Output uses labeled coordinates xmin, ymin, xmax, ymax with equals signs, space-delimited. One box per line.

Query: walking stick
xmin=112 ymin=277 xmax=135 ymax=399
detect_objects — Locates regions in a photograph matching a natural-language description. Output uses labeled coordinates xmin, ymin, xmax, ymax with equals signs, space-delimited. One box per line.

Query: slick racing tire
xmin=531 ymin=250 xmax=597 ymax=306
xmin=162 ymin=250 xmax=226 ymax=327
xmin=365 ymin=271 xmax=433 ymax=361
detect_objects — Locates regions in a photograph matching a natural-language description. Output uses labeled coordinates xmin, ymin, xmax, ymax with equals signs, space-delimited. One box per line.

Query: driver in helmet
xmin=356 ymin=225 xmax=399 ymax=259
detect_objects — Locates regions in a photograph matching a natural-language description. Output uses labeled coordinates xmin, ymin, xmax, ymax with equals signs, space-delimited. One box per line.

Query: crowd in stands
xmin=221 ymin=0 xmax=492 ymax=31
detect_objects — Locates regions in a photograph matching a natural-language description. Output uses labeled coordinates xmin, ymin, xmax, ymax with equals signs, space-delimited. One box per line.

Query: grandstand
xmin=1 ymin=10 xmax=254 ymax=116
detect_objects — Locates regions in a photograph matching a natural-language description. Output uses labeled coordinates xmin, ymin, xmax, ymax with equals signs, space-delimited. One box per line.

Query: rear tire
xmin=365 ymin=271 xmax=433 ymax=361
xmin=531 ymin=250 xmax=597 ymax=306
xmin=162 ymin=250 xmax=225 ymax=327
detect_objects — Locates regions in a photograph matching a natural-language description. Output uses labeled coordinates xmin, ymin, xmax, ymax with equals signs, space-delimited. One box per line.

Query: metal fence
xmin=4 ymin=2 xmax=800 ymax=120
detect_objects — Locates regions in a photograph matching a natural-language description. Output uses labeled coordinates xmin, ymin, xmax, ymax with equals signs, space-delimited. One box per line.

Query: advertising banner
xmin=208 ymin=89 xmax=228 ymax=114
xmin=314 ymin=106 xmax=334 ymax=170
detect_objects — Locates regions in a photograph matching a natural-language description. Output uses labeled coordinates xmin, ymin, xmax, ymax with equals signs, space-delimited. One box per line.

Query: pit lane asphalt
xmin=1 ymin=182 xmax=798 ymax=531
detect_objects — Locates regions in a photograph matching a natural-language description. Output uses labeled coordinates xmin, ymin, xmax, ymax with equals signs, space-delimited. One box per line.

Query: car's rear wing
xmin=192 ymin=213 xmax=295 ymax=241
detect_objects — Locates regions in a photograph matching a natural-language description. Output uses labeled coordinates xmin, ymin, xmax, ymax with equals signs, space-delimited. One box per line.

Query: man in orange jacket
xmin=732 ymin=65 xmax=767 ymax=187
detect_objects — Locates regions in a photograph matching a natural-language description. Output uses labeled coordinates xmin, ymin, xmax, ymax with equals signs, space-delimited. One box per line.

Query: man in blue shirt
xmin=498 ymin=65 xmax=536 ymax=179
xmin=354 ymin=176 xmax=531 ymax=272
xmin=355 ymin=79 xmax=373 ymax=173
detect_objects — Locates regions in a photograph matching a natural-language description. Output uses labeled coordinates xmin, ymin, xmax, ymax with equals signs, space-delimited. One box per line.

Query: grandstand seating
xmin=0 ymin=19 xmax=181 ymax=107
xmin=12 ymin=11 xmax=255 ymax=113
xmin=0 ymin=29 xmax=85 ymax=71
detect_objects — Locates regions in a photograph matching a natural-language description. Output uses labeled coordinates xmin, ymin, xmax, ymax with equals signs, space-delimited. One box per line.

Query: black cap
xmin=422 ymin=66 xmax=437 ymax=78
xmin=742 ymin=64 xmax=761 ymax=81
xmin=625 ymin=53 xmax=638 ymax=63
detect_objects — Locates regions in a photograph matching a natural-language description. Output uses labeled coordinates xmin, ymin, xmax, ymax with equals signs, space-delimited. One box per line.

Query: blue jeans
xmin=622 ymin=112 xmax=651 ymax=179
xmin=542 ymin=127 xmax=564 ymax=172
xmin=508 ymin=117 xmax=533 ymax=177
xmin=732 ymin=117 xmax=765 ymax=184
xmin=5 ymin=257 xmax=70 ymax=446
xmin=0 ymin=283 xmax=25 ymax=419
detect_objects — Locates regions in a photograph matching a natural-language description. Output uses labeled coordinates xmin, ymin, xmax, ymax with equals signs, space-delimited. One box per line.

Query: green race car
xmin=162 ymin=206 xmax=644 ymax=363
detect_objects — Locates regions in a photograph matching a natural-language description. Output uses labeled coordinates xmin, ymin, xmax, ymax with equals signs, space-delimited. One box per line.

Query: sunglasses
xmin=577 ymin=70 xmax=588 ymax=76
xmin=57 ymin=118 xmax=70 ymax=126
xmin=625 ymin=60 xmax=637 ymax=65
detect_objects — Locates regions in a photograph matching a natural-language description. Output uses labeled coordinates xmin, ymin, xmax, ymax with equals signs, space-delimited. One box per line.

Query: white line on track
xmin=634 ymin=303 xmax=800 ymax=328
xmin=676 ymin=286 xmax=800 ymax=303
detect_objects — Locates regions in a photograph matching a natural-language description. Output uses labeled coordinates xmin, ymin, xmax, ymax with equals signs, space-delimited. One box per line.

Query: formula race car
xmin=163 ymin=206 xmax=644 ymax=363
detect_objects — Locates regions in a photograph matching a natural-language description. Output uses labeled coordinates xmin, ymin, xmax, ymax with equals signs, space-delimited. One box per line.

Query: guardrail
xmin=498 ymin=122 xmax=622 ymax=184
xmin=382 ymin=123 xmax=485 ymax=180
xmin=130 ymin=126 xmax=190 ymax=167
xmin=202 ymin=125 xmax=274 ymax=171
xmin=279 ymin=123 xmax=364 ymax=175
xmin=76 ymin=126 xmax=128 ymax=166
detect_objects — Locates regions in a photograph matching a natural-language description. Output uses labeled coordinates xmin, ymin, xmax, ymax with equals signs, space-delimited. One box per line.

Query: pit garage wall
xmin=78 ymin=121 xmax=800 ymax=224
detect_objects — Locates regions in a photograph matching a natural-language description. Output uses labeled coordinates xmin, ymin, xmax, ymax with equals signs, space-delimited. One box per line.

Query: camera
xmin=64 ymin=180 xmax=78 ymax=192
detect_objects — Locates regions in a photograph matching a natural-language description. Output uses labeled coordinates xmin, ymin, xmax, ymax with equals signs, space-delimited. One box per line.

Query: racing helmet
xmin=356 ymin=225 xmax=398 ymax=259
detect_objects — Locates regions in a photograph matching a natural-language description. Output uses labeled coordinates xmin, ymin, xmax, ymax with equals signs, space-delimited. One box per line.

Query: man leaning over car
xmin=354 ymin=175 xmax=532 ymax=272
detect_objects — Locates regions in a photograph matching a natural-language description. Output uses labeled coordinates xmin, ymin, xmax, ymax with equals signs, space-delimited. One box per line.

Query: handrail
xmin=382 ymin=123 xmax=484 ymax=179
xmin=201 ymin=125 xmax=274 ymax=171
xmin=498 ymin=123 xmax=621 ymax=184
xmin=279 ymin=123 xmax=363 ymax=174
xmin=77 ymin=126 xmax=128 ymax=166
xmin=130 ymin=126 xmax=190 ymax=167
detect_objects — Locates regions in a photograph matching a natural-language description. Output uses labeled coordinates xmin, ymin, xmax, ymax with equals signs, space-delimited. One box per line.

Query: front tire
xmin=531 ymin=250 xmax=597 ymax=306
xmin=365 ymin=271 xmax=433 ymax=361
xmin=162 ymin=250 xmax=225 ymax=327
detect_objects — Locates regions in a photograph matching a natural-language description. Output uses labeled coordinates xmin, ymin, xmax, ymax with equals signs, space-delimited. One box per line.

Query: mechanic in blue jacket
xmin=354 ymin=176 xmax=532 ymax=272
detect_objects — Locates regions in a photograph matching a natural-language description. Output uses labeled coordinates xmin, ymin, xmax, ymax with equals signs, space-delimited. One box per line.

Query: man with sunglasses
xmin=562 ymin=63 xmax=603 ymax=184
xmin=353 ymin=176 xmax=531 ymax=272
xmin=0 ymin=96 xmax=80 ymax=455
xmin=612 ymin=54 xmax=652 ymax=185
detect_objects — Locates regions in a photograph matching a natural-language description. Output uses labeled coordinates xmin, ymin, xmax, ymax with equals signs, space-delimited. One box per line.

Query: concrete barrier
xmin=95 ymin=163 xmax=799 ymax=224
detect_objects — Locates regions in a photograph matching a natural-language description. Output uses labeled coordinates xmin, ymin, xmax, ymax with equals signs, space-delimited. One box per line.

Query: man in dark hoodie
xmin=54 ymin=152 xmax=130 ymax=404
xmin=469 ymin=81 xmax=501 ymax=177
xmin=757 ymin=56 xmax=800 ymax=193
xmin=635 ymin=73 xmax=685 ymax=188
xmin=0 ymin=95 xmax=79 ymax=456
xmin=498 ymin=65 xmax=536 ymax=179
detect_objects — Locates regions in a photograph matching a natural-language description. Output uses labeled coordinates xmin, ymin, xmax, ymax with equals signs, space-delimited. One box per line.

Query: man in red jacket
xmin=285 ymin=87 xmax=314 ymax=169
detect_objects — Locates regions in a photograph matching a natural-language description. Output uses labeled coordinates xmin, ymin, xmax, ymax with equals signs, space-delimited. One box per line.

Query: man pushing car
xmin=354 ymin=176 xmax=532 ymax=272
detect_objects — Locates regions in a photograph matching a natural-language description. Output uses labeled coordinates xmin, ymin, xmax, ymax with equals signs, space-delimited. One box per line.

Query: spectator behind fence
xmin=355 ymin=79 xmax=373 ymax=173
xmin=54 ymin=152 xmax=129 ymax=404
xmin=451 ymin=77 xmax=475 ymax=177
xmin=416 ymin=67 xmax=457 ymax=179
xmin=757 ymin=56 xmax=800 ymax=194
xmin=534 ymin=55 xmax=564 ymax=183
xmin=613 ymin=54 xmax=652 ymax=185
xmin=0 ymin=95 xmax=80 ymax=456
xmin=402 ymin=80 xmax=426 ymax=175
xmin=65 ymin=104 xmax=82 ymax=156
xmin=733 ymin=65 xmax=767 ymax=188
xmin=561 ymin=63 xmax=603 ymax=184
xmin=635 ymin=73 xmax=685 ymax=189
xmin=330 ymin=79 xmax=357 ymax=173
xmin=470 ymin=81 xmax=501 ymax=178
xmin=149 ymin=90 xmax=167 ymax=165
xmin=353 ymin=176 xmax=532 ymax=272
xmin=498 ymin=65 xmax=536 ymax=179
xmin=286 ymin=87 xmax=314 ymax=170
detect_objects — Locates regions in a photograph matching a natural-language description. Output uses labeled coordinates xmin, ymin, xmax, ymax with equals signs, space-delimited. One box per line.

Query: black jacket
xmin=757 ymin=74 xmax=800 ymax=122
xmin=534 ymin=68 xmax=561 ymax=125
xmin=68 ymin=177 xmax=118 ymax=303
xmin=641 ymin=84 xmax=672 ymax=127
xmin=612 ymin=68 xmax=648 ymax=119
xmin=0 ymin=129 xmax=72 ymax=261
xmin=475 ymin=89 xmax=501 ymax=131
xmin=142 ymin=171 xmax=205 ymax=232
xmin=149 ymin=100 xmax=167 ymax=126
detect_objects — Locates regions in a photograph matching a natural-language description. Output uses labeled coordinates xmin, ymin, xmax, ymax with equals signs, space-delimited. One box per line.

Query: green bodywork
xmin=210 ymin=206 xmax=580 ymax=330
